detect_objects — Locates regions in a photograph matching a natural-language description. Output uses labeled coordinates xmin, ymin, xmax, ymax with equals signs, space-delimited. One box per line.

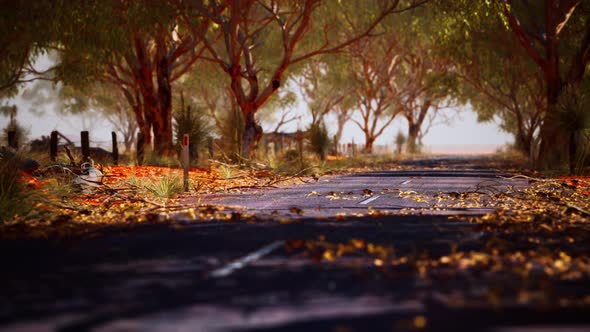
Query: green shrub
xmin=307 ymin=122 xmax=331 ymax=161
xmin=556 ymin=83 xmax=590 ymax=174
xmin=174 ymin=93 xmax=214 ymax=165
xmin=395 ymin=131 xmax=406 ymax=154
xmin=126 ymin=175 xmax=183 ymax=198
xmin=0 ymin=156 xmax=35 ymax=222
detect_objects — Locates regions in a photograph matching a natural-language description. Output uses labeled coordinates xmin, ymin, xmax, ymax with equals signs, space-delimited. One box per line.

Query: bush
xmin=307 ymin=122 xmax=331 ymax=161
xmin=174 ymin=94 xmax=214 ymax=165
xmin=0 ymin=155 xmax=35 ymax=222
xmin=125 ymin=175 xmax=184 ymax=198
xmin=556 ymin=83 xmax=590 ymax=174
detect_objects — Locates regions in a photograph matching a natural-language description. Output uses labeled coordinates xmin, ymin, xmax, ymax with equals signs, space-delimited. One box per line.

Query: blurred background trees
xmin=1 ymin=0 xmax=589 ymax=172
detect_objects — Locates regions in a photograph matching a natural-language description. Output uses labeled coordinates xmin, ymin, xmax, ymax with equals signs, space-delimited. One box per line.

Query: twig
xmin=209 ymin=159 xmax=240 ymax=168
xmin=263 ymin=167 xmax=315 ymax=186
xmin=566 ymin=204 xmax=590 ymax=217
xmin=500 ymin=174 xmax=548 ymax=182
xmin=62 ymin=146 xmax=76 ymax=166
xmin=224 ymin=184 xmax=279 ymax=191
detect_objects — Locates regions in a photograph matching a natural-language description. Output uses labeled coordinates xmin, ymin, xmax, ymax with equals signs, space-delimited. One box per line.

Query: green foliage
xmin=556 ymin=82 xmax=590 ymax=173
xmin=556 ymin=84 xmax=590 ymax=133
xmin=218 ymin=165 xmax=236 ymax=179
xmin=307 ymin=122 xmax=331 ymax=161
xmin=126 ymin=175 xmax=183 ymax=198
xmin=174 ymin=94 xmax=213 ymax=164
xmin=148 ymin=176 xmax=183 ymax=198
xmin=0 ymin=2 xmax=62 ymax=95
xmin=272 ymin=150 xmax=312 ymax=175
xmin=0 ymin=155 xmax=36 ymax=222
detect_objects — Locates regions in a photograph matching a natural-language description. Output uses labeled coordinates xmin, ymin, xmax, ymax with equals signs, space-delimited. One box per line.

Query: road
xmin=198 ymin=167 xmax=525 ymax=218
xmin=1 ymin=157 xmax=589 ymax=331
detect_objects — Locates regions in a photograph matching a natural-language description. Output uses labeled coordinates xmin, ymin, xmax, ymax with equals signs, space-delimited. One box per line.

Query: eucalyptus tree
xmin=178 ymin=0 xmax=427 ymax=158
xmin=393 ymin=38 xmax=458 ymax=154
xmin=433 ymin=1 xmax=545 ymax=161
xmin=295 ymin=55 xmax=355 ymax=147
xmin=0 ymin=1 xmax=62 ymax=96
xmin=338 ymin=2 xmax=460 ymax=154
xmin=60 ymin=83 xmax=139 ymax=152
xmin=346 ymin=36 xmax=403 ymax=153
xmin=179 ymin=59 xmax=296 ymax=158
xmin=56 ymin=1 xmax=211 ymax=156
xmin=456 ymin=31 xmax=545 ymax=161
xmin=500 ymin=0 xmax=590 ymax=168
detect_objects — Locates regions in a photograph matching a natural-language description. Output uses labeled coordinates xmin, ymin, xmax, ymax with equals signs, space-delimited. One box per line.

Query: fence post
xmin=50 ymin=131 xmax=58 ymax=162
xmin=81 ymin=131 xmax=90 ymax=163
xmin=297 ymin=130 xmax=304 ymax=169
xmin=182 ymin=134 xmax=189 ymax=192
xmin=7 ymin=130 xmax=17 ymax=150
xmin=111 ymin=131 xmax=119 ymax=165
xmin=136 ymin=132 xmax=144 ymax=166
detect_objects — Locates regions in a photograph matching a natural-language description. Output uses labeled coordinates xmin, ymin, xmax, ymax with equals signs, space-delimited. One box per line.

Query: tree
xmin=433 ymin=0 xmax=548 ymax=162
xmin=179 ymin=59 xmax=296 ymax=158
xmin=347 ymin=36 xmax=403 ymax=153
xmin=0 ymin=2 xmax=62 ymax=96
xmin=373 ymin=3 xmax=461 ymax=154
xmin=58 ymin=1 xmax=211 ymax=157
xmin=395 ymin=47 xmax=457 ymax=154
xmin=180 ymin=0 xmax=425 ymax=158
xmin=59 ymin=82 xmax=139 ymax=153
xmin=456 ymin=31 xmax=545 ymax=161
xmin=501 ymin=0 xmax=590 ymax=168
xmin=295 ymin=56 xmax=355 ymax=147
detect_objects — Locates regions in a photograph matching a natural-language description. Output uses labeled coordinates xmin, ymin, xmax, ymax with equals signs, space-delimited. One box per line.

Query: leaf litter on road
xmin=3 ymin=161 xmax=590 ymax=310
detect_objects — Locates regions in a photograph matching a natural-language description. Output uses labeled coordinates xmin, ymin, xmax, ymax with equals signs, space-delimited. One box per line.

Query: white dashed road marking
xmin=359 ymin=195 xmax=380 ymax=205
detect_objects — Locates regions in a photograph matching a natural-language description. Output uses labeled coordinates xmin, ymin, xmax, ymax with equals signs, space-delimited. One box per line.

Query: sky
xmin=1 ymin=88 xmax=512 ymax=154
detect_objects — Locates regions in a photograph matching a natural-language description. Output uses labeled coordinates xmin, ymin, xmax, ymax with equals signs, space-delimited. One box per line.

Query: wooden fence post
xmin=111 ymin=131 xmax=119 ymax=165
xmin=182 ymin=134 xmax=189 ymax=192
xmin=7 ymin=130 xmax=17 ymax=149
xmin=297 ymin=130 xmax=304 ymax=169
xmin=81 ymin=131 xmax=90 ymax=163
xmin=50 ymin=131 xmax=58 ymax=162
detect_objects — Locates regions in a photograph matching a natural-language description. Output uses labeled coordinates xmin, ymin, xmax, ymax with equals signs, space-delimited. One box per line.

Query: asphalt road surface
xmin=1 ymin=156 xmax=589 ymax=332
xmin=198 ymin=163 xmax=526 ymax=218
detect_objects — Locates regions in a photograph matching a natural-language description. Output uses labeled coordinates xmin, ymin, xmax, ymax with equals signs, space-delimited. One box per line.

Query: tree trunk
xmin=334 ymin=124 xmax=344 ymax=149
xmin=152 ymin=116 xmax=173 ymax=157
xmin=153 ymin=55 xmax=174 ymax=156
xmin=407 ymin=123 xmax=420 ymax=154
xmin=537 ymin=77 xmax=568 ymax=169
xmin=364 ymin=137 xmax=375 ymax=154
xmin=241 ymin=108 xmax=263 ymax=158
